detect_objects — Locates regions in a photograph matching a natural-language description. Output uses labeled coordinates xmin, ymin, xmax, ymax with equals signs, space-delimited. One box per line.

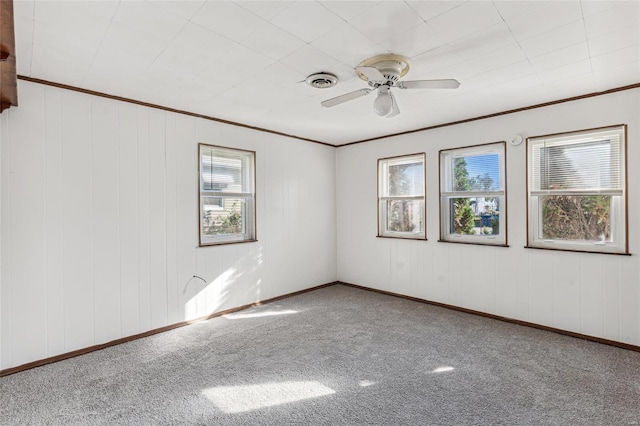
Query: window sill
xmin=376 ymin=235 xmax=428 ymax=241
xmin=199 ymin=239 xmax=258 ymax=248
xmin=524 ymin=245 xmax=630 ymax=256
xmin=438 ymin=239 xmax=509 ymax=248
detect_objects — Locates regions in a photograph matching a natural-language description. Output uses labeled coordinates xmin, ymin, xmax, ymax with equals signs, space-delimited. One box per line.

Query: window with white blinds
xmin=199 ymin=144 xmax=256 ymax=246
xmin=527 ymin=125 xmax=627 ymax=254
xmin=439 ymin=142 xmax=506 ymax=245
xmin=378 ymin=153 xmax=426 ymax=239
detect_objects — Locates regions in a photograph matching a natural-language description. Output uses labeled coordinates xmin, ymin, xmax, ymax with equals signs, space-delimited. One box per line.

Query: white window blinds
xmin=200 ymin=146 xmax=252 ymax=194
xmin=529 ymin=128 xmax=624 ymax=196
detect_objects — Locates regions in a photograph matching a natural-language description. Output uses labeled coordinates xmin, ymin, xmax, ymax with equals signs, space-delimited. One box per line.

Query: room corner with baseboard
xmin=2 ymin=0 xmax=640 ymax=423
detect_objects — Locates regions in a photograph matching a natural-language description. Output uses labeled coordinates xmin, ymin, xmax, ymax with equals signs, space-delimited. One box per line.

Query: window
xmin=527 ymin=125 xmax=627 ymax=254
xmin=440 ymin=142 xmax=506 ymax=245
xmin=377 ymin=153 xmax=426 ymax=239
xmin=199 ymin=144 xmax=256 ymax=246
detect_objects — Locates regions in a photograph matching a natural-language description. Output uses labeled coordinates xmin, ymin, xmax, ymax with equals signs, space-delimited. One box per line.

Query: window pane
xmin=540 ymin=195 xmax=611 ymax=241
xmin=535 ymin=140 xmax=622 ymax=191
xmin=387 ymin=162 xmax=423 ymax=196
xmin=199 ymin=144 xmax=256 ymax=246
xmin=203 ymin=196 xmax=224 ymax=211
xmin=386 ymin=200 xmax=424 ymax=233
xmin=452 ymin=153 xmax=500 ymax=192
xmin=202 ymin=197 xmax=246 ymax=237
xmin=201 ymin=148 xmax=250 ymax=193
xmin=448 ymin=197 xmax=500 ymax=236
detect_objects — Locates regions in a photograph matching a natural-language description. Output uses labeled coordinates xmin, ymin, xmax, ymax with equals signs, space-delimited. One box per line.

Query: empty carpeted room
xmin=1 ymin=0 xmax=640 ymax=424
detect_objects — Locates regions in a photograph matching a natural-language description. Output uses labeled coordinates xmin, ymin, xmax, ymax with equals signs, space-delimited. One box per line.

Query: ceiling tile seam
xmin=238 ymin=0 xmax=322 ymax=46
xmin=236 ymin=0 xmax=291 ymax=25
xmin=308 ymin=29 xmax=389 ymax=70
xmin=494 ymin=1 xmax=539 ymax=87
xmin=175 ymin=1 xmax=282 ymax=81
xmin=141 ymin=2 xmax=191 ymax=74
xmin=398 ymin=1 xmax=430 ymax=31
xmin=522 ymin=23 xmax=589 ymax=61
xmin=388 ymin=3 xmax=443 ymax=60
xmin=305 ymin=0 xmax=418 ymax=61
xmin=528 ymin=41 xmax=590 ymax=71
xmin=27 ymin=0 xmax=35 ymax=75
xmin=466 ymin=60 xmax=538 ymax=91
xmin=275 ymin=5 xmax=347 ymax=60
xmin=79 ymin=1 xmax=123 ymax=87
xmin=578 ymin=2 xmax=595 ymax=76
xmin=171 ymin=22 xmax=249 ymax=96
xmin=215 ymin=2 xmax=337 ymax=82
xmin=156 ymin=0 xmax=206 ymax=21
xmin=316 ymin=0 xmax=349 ymax=23
xmin=413 ymin=1 xmax=467 ymax=23
xmin=429 ymin=22 xmax=523 ymax=71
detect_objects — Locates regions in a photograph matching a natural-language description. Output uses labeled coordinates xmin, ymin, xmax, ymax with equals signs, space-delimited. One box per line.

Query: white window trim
xmin=526 ymin=125 xmax=627 ymax=254
xmin=199 ymin=144 xmax=256 ymax=247
xmin=440 ymin=142 xmax=507 ymax=246
xmin=377 ymin=153 xmax=426 ymax=240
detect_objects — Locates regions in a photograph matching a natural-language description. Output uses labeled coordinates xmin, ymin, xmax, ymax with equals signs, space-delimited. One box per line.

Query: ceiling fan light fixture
xmin=373 ymin=87 xmax=393 ymax=117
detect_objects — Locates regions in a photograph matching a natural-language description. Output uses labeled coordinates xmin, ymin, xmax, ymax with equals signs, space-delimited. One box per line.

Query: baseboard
xmin=5 ymin=279 xmax=635 ymax=377
xmin=337 ymin=281 xmax=640 ymax=353
xmin=0 ymin=281 xmax=338 ymax=377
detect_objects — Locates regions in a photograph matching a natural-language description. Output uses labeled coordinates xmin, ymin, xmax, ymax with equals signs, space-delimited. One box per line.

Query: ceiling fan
xmin=321 ymin=54 xmax=460 ymax=118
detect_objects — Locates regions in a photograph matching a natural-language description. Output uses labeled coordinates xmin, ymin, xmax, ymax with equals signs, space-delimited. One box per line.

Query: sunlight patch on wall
xmin=223 ymin=309 xmax=298 ymax=320
xmin=185 ymin=267 xmax=238 ymax=320
xmin=202 ymin=381 xmax=335 ymax=413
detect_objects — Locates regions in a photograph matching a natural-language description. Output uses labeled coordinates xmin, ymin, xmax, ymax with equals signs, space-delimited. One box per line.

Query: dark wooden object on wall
xmin=1 ymin=0 xmax=18 ymax=113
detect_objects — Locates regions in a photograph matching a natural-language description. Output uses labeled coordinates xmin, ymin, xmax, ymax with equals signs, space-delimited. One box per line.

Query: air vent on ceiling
xmin=306 ymin=72 xmax=338 ymax=89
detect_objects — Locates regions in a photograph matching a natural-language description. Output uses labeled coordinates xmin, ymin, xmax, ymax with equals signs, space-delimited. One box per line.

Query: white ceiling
xmin=12 ymin=0 xmax=640 ymax=145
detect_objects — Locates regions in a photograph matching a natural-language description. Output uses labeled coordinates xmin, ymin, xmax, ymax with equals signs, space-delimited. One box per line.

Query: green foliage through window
xmin=541 ymin=195 xmax=610 ymax=241
xmin=203 ymin=201 xmax=243 ymax=236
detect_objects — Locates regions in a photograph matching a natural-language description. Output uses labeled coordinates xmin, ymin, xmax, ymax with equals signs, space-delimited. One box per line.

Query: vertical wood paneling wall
xmin=0 ymin=80 xmax=337 ymax=370
xmin=337 ymin=89 xmax=640 ymax=346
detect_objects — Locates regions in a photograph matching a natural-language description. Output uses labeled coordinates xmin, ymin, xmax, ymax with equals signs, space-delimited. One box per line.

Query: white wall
xmin=337 ymin=89 xmax=640 ymax=346
xmin=0 ymin=80 xmax=337 ymax=370
xmin=3 ymin=81 xmax=638 ymax=372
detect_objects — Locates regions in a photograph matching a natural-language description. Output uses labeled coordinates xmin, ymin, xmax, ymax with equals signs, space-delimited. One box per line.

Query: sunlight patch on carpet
xmin=223 ymin=309 xmax=298 ymax=320
xmin=431 ymin=366 xmax=455 ymax=373
xmin=203 ymin=381 xmax=335 ymax=413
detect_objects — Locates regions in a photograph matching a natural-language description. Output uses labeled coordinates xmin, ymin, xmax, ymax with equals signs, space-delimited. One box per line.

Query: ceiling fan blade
xmin=355 ymin=66 xmax=386 ymax=84
xmin=387 ymin=91 xmax=400 ymax=118
xmin=321 ymin=88 xmax=372 ymax=108
xmin=398 ymin=79 xmax=460 ymax=89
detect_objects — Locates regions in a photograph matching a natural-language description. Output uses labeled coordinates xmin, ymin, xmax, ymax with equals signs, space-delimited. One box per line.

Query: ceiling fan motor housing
xmin=371 ymin=60 xmax=403 ymax=85
xmin=356 ymin=54 xmax=411 ymax=86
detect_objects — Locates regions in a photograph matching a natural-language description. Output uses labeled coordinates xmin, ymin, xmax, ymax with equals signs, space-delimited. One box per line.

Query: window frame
xmin=377 ymin=153 xmax=427 ymax=240
xmin=198 ymin=143 xmax=257 ymax=247
xmin=439 ymin=141 xmax=507 ymax=246
xmin=526 ymin=125 xmax=628 ymax=255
